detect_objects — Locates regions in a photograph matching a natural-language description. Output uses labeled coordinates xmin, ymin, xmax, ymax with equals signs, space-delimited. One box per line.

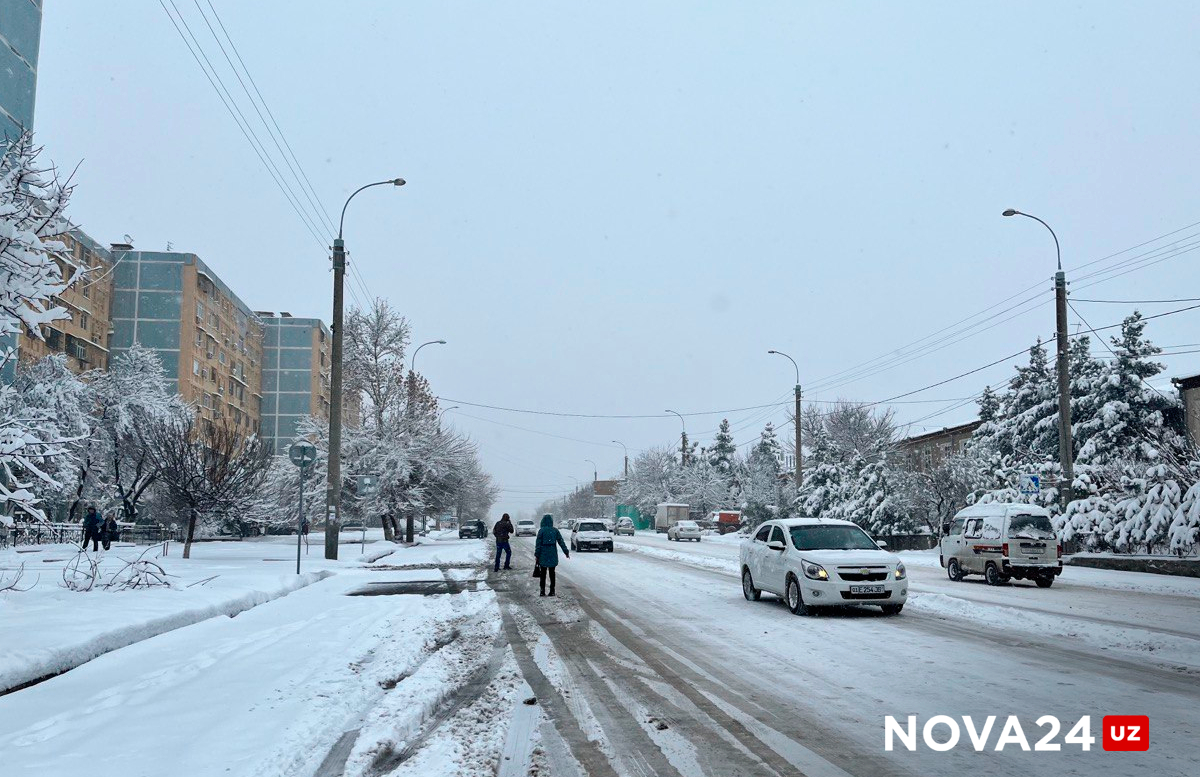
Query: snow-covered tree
xmin=0 ymin=135 xmax=80 ymax=519
xmin=709 ymin=418 xmax=737 ymax=472
xmin=616 ymin=446 xmax=680 ymax=519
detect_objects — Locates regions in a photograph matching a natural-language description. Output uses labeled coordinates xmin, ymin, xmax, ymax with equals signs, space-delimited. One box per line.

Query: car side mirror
xmin=766 ymin=540 xmax=785 ymax=551
xmin=875 ymin=539 xmax=887 ymax=548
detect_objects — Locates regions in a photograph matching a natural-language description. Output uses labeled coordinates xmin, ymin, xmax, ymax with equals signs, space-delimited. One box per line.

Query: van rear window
xmin=1009 ymin=514 xmax=1055 ymax=540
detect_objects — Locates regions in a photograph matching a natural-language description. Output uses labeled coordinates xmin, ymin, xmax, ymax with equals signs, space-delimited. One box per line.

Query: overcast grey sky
xmin=36 ymin=1 xmax=1200 ymax=514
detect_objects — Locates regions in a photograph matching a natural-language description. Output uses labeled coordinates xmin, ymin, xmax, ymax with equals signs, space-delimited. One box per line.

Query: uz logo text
xmin=1102 ymin=716 xmax=1149 ymax=752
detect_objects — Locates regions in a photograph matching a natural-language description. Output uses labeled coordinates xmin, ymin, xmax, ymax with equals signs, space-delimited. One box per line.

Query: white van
xmin=939 ymin=502 xmax=1062 ymax=587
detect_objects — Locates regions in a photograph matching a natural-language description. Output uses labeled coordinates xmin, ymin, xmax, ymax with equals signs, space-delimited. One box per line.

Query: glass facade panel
xmin=133 ymin=320 xmax=181 ymax=350
xmin=109 ymin=322 xmax=135 ymax=350
xmin=277 ymin=393 xmax=312 ymax=415
xmin=275 ymin=326 xmax=312 ymax=348
xmin=276 ymin=369 xmax=310 ymax=392
xmin=137 ymin=262 xmax=183 ymax=291
xmin=134 ymin=291 xmax=182 ymax=320
xmin=277 ymin=349 xmax=310 ymax=370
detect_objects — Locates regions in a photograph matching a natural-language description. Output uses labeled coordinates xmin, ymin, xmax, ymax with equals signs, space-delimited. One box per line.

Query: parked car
xmin=515 ymin=518 xmax=537 ymax=537
xmin=667 ymin=520 xmax=702 ymax=542
xmin=940 ymin=502 xmax=1062 ymax=587
xmin=655 ymin=503 xmax=689 ymax=533
xmin=571 ymin=520 xmax=614 ymax=552
xmin=740 ymin=518 xmax=907 ymax=616
xmin=615 ymin=517 xmax=635 ymax=536
xmin=458 ymin=520 xmax=486 ymax=540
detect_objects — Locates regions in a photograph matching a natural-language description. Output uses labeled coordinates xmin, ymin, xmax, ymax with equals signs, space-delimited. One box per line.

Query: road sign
xmin=356 ymin=474 xmax=380 ymax=497
xmin=288 ymin=441 xmax=317 ymax=468
xmin=1018 ymin=473 xmax=1041 ymax=495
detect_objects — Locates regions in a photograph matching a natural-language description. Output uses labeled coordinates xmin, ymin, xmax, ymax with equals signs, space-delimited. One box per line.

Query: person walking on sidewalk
xmin=80 ymin=506 xmax=102 ymax=552
xmin=493 ymin=513 xmax=514 ymax=571
xmin=534 ymin=514 xmax=569 ymax=596
xmin=101 ymin=513 xmax=120 ymax=550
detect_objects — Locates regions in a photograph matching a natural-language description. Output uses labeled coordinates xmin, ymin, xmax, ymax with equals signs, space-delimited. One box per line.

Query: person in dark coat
xmin=493 ymin=513 xmax=514 ymax=572
xmin=534 ymin=514 xmax=569 ymax=596
xmin=101 ymin=513 xmax=120 ymax=550
xmin=81 ymin=506 xmax=102 ymax=552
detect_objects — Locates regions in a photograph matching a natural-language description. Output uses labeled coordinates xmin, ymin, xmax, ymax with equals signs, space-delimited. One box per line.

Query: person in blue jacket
xmin=534 ymin=514 xmax=569 ymax=596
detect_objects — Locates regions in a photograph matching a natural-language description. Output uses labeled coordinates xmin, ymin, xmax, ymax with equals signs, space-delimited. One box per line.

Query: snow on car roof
xmin=955 ymin=502 xmax=1052 ymax=518
xmin=772 ymin=517 xmax=859 ymax=527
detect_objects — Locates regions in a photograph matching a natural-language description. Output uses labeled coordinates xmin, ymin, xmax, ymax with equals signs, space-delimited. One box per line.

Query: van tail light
xmin=1002 ymin=543 xmax=1009 ymax=558
xmin=1057 ymin=542 xmax=1063 ymax=558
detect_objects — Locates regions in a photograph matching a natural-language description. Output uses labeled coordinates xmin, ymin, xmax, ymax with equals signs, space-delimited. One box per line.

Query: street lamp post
xmin=1003 ymin=208 xmax=1073 ymax=510
xmin=585 ymin=459 xmax=598 ymax=482
xmin=437 ymin=405 xmax=459 ymax=424
xmin=768 ymin=349 xmax=802 ymax=487
xmin=411 ymin=339 xmax=447 ymax=373
xmin=326 ymin=177 xmax=405 ymax=560
xmin=612 ymin=440 xmax=629 ymax=478
xmin=665 ymin=409 xmax=687 ymax=465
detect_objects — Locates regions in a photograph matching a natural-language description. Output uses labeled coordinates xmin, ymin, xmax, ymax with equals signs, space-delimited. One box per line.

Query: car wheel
xmin=742 ymin=568 xmax=761 ymax=601
xmin=881 ymin=604 xmax=904 ymax=616
xmin=1035 ymin=573 xmax=1054 ymax=588
xmin=786 ymin=576 xmax=811 ymax=616
xmin=947 ymin=558 xmax=964 ymax=582
xmin=607 ymin=544 xmax=613 ymax=552
xmin=984 ymin=562 xmax=1004 ymax=586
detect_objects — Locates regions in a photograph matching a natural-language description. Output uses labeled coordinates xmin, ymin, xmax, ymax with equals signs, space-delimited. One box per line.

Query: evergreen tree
xmin=709 ymin=418 xmax=737 ymax=471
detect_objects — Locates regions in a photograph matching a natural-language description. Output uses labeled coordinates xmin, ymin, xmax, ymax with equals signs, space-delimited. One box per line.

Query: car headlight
xmin=894 ymin=562 xmax=907 ymax=580
xmin=803 ymin=561 xmax=829 ymax=581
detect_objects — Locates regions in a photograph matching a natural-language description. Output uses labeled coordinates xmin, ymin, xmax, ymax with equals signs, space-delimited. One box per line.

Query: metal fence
xmin=0 ymin=521 xmax=176 ymax=548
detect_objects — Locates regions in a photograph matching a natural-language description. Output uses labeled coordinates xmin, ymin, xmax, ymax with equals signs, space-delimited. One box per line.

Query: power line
xmin=1074 ymin=297 xmax=1200 ymax=304
xmin=1068 ymin=300 xmax=1171 ymax=401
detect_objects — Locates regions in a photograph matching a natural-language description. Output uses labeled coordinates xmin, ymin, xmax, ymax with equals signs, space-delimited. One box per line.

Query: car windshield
xmin=578 ymin=522 xmax=606 ymax=532
xmin=789 ymin=525 xmax=878 ymax=551
xmin=1008 ymin=514 xmax=1056 ymax=540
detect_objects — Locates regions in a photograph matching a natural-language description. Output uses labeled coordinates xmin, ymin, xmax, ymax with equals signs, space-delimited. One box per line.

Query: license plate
xmin=850 ymin=584 xmax=884 ymax=594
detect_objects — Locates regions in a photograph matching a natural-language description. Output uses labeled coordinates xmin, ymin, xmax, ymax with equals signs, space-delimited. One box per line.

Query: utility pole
xmin=326 ymin=178 xmax=405 ymax=560
xmin=768 ymin=350 xmax=802 ymax=487
xmin=666 ymin=410 xmax=687 ymax=465
xmin=612 ymin=440 xmax=629 ymax=478
xmin=1004 ymin=209 xmax=1073 ymax=509
xmin=326 ymin=236 xmax=346 ymax=560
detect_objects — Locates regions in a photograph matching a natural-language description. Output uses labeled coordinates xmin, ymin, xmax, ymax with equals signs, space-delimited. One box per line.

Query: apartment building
xmin=110 ymin=248 xmax=263 ymax=434
xmin=897 ymin=420 xmax=982 ymax=472
xmin=0 ymin=0 xmax=41 ymax=141
xmin=2 ymin=230 xmax=114 ymax=381
xmin=258 ymin=312 xmax=331 ymax=453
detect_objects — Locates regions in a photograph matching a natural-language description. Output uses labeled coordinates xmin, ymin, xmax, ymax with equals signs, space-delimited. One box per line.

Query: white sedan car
xmin=570 ymin=520 xmax=614 ymax=552
xmin=667 ymin=520 xmax=702 ymax=542
xmin=739 ymin=518 xmax=907 ymax=616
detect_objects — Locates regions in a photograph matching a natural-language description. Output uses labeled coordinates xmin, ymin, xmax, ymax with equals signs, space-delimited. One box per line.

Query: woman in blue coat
xmin=534 ymin=514 xmax=569 ymax=596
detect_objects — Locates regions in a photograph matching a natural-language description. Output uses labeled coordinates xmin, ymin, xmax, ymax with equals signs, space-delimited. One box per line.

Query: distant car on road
xmin=458 ymin=520 xmax=486 ymax=540
xmin=515 ymin=518 xmax=537 ymax=537
xmin=667 ymin=520 xmax=701 ymax=542
xmin=571 ymin=520 xmax=614 ymax=552
xmin=615 ymin=517 xmax=635 ymax=536
xmin=740 ymin=518 xmax=907 ymax=616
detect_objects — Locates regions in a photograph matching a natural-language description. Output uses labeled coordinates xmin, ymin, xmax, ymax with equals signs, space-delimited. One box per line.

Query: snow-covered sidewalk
xmin=0 ymin=532 xmax=494 ymax=777
xmin=0 ymin=531 xmax=462 ymax=694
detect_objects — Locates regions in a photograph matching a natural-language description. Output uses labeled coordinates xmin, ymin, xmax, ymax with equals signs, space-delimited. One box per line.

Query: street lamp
xmin=326 ymin=177 xmax=405 ymax=560
xmin=665 ymin=409 xmax=688 ymax=465
xmin=612 ymin=440 xmax=629 ymax=478
xmin=411 ymin=339 xmax=447 ymax=373
xmin=1003 ymin=208 xmax=1072 ymax=509
xmin=768 ymin=349 xmax=803 ymax=487
xmin=585 ymin=459 xmax=598 ymax=482
xmin=437 ymin=405 xmax=459 ymax=423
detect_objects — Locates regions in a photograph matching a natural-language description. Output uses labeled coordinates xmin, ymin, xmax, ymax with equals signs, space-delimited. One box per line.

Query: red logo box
xmin=1102 ymin=715 xmax=1149 ymax=751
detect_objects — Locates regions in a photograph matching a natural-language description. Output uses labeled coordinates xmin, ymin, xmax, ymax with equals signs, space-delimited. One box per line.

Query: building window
xmin=78 ymin=311 xmax=89 ymax=329
xmin=196 ymin=301 xmax=205 ymax=322
xmin=195 ymin=331 xmax=203 ymax=348
xmin=218 ymin=351 xmax=226 ymax=365
xmin=193 ymin=359 xmax=201 ymax=376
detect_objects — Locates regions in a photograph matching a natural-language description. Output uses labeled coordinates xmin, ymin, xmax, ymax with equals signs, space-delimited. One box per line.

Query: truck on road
xmin=655 ymin=503 xmax=689 ymax=533
xmin=709 ymin=510 xmax=743 ymax=534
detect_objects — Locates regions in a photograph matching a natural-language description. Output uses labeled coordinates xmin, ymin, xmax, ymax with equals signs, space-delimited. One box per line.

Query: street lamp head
xmin=436 ymin=339 xmax=446 ymax=344
xmin=767 ymin=349 xmax=778 ymax=354
xmin=392 ymin=178 xmax=406 ymax=187
xmin=1002 ymin=209 xmax=1020 ymax=217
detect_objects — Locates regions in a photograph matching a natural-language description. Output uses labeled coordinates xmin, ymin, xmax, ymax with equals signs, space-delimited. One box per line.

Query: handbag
xmin=532 ymin=563 xmax=542 ymax=578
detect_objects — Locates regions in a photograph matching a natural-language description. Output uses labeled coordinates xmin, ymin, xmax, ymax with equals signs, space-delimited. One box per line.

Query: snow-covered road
xmin=498 ymin=533 xmax=1200 ymax=777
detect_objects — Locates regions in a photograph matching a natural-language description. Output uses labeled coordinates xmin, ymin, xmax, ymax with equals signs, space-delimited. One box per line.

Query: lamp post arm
xmin=339 ymin=179 xmax=403 ymax=239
